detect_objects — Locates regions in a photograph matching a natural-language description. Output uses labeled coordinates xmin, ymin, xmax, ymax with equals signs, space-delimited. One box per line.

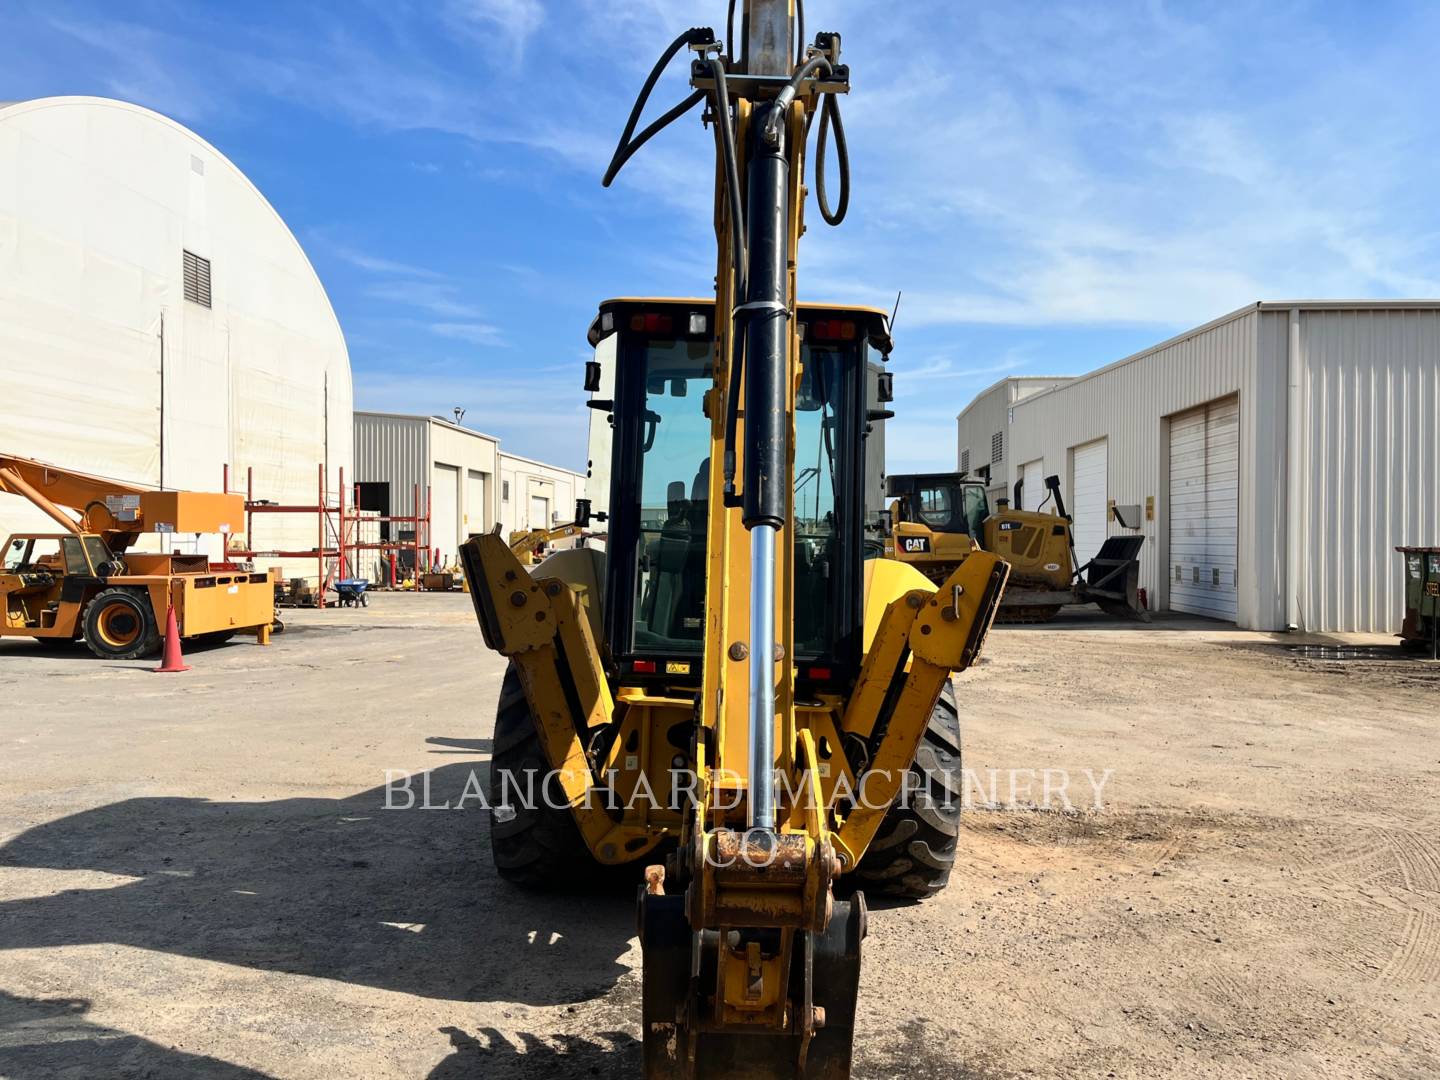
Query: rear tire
xmin=853 ymin=681 xmax=962 ymax=899
xmin=82 ymin=588 xmax=161 ymax=660
xmin=488 ymin=664 xmax=594 ymax=888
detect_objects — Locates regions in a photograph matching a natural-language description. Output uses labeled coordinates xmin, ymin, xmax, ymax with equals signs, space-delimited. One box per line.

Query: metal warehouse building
xmin=352 ymin=413 xmax=586 ymax=569
xmin=956 ymin=302 xmax=1440 ymax=633
xmin=0 ymin=96 xmax=353 ymax=570
xmin=957 ymin=376 xmax=1075 ymax=507
xmin=352 ymin=412 xmax=500 ymax=569
xmin=498 ymin=452 xmax=586 ymax=540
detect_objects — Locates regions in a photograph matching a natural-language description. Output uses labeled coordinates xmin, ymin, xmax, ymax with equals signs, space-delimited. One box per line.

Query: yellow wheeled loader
xmin=459 ymin=6 xmax=1009 ymax=1076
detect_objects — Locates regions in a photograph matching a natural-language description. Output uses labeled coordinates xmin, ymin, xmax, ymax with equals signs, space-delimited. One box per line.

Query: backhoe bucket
xmin=640 ymin=891 xmax=866 ymax=1080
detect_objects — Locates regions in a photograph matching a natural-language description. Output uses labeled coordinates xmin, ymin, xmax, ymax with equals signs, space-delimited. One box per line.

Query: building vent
xmin=991 ymin=430 xmax=1004 ymax=464
xmin=183 ymin=250 xmax=211 ymax=308
xmin=502 ymin=480 xmax=510 ymax=502
xmin=960 ymin=448 xmax=970 ymax=474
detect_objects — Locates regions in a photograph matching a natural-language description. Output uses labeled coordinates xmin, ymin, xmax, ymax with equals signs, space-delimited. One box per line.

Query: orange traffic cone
xmin=154 ymin=605 xmax=191 ymax=673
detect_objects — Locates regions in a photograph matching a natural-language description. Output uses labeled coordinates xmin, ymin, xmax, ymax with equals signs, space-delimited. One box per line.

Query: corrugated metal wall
xmin=353 ymin=414 xmax=429 ymax=521
xmin=1007 ymin=307 xmax=1288 ymax=630
xmin=955 ymin=381 xmax=1012 ymax=500
xmin=1294 ymin=308 xmax=1440 ymax=633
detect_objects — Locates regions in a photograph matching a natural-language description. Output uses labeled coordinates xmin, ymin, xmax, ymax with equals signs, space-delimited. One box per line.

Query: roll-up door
xmin=1070 ymin=439 xmax=1108 ymax=568
xmin=432 ymin=463 xmax=459 ymax=565
xmin=1020 ymin=459 xmax=1046 ymax=512
xmin=465 ymin=469 xmax=488 ymax=537
xmin=1168 ymin=396 xmax=1239 ymax=620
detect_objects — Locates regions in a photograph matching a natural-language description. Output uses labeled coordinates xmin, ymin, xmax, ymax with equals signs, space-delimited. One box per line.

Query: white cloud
xmin=430 ymin=321 xmax=506 ymax=346
xmin=365 ymin=281 xmax=484 ymax=319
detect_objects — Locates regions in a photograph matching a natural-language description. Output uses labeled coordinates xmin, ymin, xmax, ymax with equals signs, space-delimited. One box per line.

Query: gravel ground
xmin=0 ymin=592 xmax=1436 ymax=1079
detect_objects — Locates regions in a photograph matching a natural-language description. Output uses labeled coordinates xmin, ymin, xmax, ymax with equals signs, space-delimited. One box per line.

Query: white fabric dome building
xmin=0 ymin=96 xmax=352 ymax=569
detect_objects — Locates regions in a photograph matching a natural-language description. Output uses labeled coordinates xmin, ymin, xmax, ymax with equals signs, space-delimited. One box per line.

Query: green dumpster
xmin=1397 ymin=546 xmax=1440 ymax=659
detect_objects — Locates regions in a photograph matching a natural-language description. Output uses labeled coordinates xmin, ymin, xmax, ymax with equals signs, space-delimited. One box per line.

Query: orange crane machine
xmin=0 ymin=453 xmax=275 ymax=659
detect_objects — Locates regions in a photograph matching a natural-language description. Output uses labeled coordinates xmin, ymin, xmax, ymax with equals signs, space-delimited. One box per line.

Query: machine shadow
xmin=0 ymin=762 xmax=638 ymax=1006
xmin=426 ymin=1025 xmax=641 ymax=1079
xmin=0 ymin=990 xmax=277 ymax=1078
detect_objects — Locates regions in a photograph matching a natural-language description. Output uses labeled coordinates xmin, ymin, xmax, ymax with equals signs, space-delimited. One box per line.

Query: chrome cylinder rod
xmin=747 ymin=522 xmax=777 ymax=830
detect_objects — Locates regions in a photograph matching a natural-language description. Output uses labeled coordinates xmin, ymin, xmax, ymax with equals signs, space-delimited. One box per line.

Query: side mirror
xmin=867 ymin=408 xmax=895 ymax=422
xmin=584 ymin=360 xmax=602 ymax=393
xmin=585 ymin=399 xmax=614 ymax=411
xmin=575 ymin=498 xmax=592 ymax=527
xmin=876 ymin=370 xmax=894 ymax=403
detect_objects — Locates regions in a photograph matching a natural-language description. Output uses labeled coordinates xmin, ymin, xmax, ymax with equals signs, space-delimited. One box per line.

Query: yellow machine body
xmin=460 ymin=7 xmax=1011 ymax=1075
xmin=508 ymin=522 xmax=585 ymax=566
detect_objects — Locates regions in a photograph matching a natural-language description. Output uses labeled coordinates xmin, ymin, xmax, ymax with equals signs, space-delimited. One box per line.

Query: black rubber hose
xmin=602 ymin=89 xmax=706 ymax=188
xmin=603 ymin=28 xmax=710 ymax=188
xmin=710 ymin=56 xmax=748 ymax=497
xmin=815 ymin=91 xmax=849 ymax=225
xmin=727 ymin=0 xmax=736 ymax=57
xmin=796 ymin=0 xmax=806 ymax=64
xmin=761 ymin=54 xmax=831 ymax=145
xmin=709 ymin=58 xmax=746 ymax=287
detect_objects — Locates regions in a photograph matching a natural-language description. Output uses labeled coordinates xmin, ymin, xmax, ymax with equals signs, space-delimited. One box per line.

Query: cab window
xmin=917 ymin=485 xmax=953 ymax=527
xmin=83 ymin=537 xmax=113 ymax=571
xmin=61 ymin=536 xmax=91 ymax=575
xmin=630 ymin=339 xmax=712 ymax=652
xmin=3 ymin=539 xmax=28 ymax=571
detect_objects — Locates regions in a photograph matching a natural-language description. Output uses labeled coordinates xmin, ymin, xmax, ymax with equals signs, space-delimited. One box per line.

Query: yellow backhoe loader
xmin=886 ymin=470 xmax=1148 ymax=623
xmin=0 ymin=453 xmax=274 ymax=658
xmin=508 ymin=522 xmax=587 ymax=566
xmin=458 ymin=6 xmax=1009 ymax=1076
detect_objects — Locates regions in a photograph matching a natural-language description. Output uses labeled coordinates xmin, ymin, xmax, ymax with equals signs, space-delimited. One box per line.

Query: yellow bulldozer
xmin=457 ymin=5 xmax=1009 ymax=1075
xmin=0 ymin=453 xmax=275 ymax=658
xmin=886 ymin=470 xmax=1148 ymax=623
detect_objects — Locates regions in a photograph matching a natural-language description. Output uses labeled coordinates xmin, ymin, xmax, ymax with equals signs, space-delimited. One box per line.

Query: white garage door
xmin=1169 ymin=396 xmax=1239 ymax=620
xmin=465 ymin=469 xmax=488 ymax=537
xmin=1019 ymin=459 xmax=1046 ymax=511
xmin=1070 ymin=439 xmax=1108 ymax=569
xmin=432 ymin=463 xmax=460 ymax=566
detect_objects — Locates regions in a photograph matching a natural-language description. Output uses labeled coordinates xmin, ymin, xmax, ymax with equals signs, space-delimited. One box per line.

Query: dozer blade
xmin=640 ymin=891 xmax=867 ymax=1080
xmin=1081 ymin=536 xmax=1150 ymax=622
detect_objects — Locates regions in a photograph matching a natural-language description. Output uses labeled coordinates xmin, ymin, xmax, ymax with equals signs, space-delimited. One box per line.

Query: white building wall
xmin=0 ymin=97 xmax=353 ymax=573
xmin=499 ymin=452 xmax=586 ymax=538
xmin=956 ymin=376 xmax=1073 ymax=504
xmin=1291 ymin=307 xmax=1440 ymax=632
xmin=1007 ymin=307 xmax=1288 ymax=630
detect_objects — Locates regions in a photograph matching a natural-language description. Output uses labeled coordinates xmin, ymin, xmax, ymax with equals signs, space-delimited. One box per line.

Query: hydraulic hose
xmin=761 ymin=54 xmax=831 ymax=145
xmin=815 ymin=90 xmax=849 ymax=225
xmin=757 ymin=52 xmax=850 ymax=226
xmin=603 ymin=27 xmax=713 ymax=188
xmin=710 ymin=56 xmax=749 ymax=497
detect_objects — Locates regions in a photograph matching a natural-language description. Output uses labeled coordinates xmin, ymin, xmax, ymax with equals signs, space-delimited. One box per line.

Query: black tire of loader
xmin=488 ymin=664 xmax=594 ymax=889
xmin=852 ymin=681 xmax=962 ymax=899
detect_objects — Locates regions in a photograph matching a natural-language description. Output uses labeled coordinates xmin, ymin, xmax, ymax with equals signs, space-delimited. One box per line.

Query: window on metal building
xmin=502 ymin=480 xmax=510 ymax=502
xmin=183 ymin=250 xmax=212 ymax=308
xmin=991 ymin=430 xmax=1004 ymax=464
xmin=960 ymin=448 xmax=970 ymax=474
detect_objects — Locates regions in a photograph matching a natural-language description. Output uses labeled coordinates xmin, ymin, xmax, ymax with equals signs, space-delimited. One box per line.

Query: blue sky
xmin=6 ymin=1 xmax=1440 ymax=473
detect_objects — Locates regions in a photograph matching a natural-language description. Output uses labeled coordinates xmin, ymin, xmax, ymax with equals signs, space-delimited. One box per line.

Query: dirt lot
xmin=0 ymin=592 xmax=1436 ymax=1079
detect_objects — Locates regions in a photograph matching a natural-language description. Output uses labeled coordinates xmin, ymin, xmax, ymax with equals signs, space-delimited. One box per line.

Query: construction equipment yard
xmin=1 ymin=593 xmax=1434 ymax=1080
